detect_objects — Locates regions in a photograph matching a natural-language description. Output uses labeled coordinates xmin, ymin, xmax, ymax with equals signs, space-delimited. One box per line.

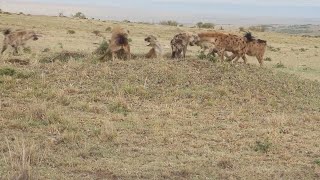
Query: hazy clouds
xmin=1 ymin=0 xmax=320 ymax=24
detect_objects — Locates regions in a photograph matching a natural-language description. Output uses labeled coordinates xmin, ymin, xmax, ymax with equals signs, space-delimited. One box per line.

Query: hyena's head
xmin=188 ymin=33 xmax=200 ymax=46
xmin=145 ymin=35 xmax=158 ymax=46
xmin=26 ymin=31 xmax=39 ymax=41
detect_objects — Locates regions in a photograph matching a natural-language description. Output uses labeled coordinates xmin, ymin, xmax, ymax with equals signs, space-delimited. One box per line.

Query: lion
xmin=145 ymin=35 xmax=162 ymax=59
xmin=171 ymin=32 xmax=200 ymax=59
xmin=107 ymin=26 xmax=131 ymax=61
xmin=228 ymin=33 xmax=267 ymax=66
xmin=197 ymin=31 xmax=254 ymax=62
xmin=1 ymin=29 xmax=40 ymax=55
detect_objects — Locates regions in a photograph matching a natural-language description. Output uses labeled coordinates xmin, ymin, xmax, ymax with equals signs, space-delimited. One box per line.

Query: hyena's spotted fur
xmin=197 ymin=32 xmax=254 ymax=62
xmin=171 ymin=32 xmax=200 ymax=59
xmin=1 ymin=29 xmax=39 ymax=55
xmin=145 ymin=35 xmax=163 ymax=59
xmin=228 ymin=33 xmax=267 ymax=66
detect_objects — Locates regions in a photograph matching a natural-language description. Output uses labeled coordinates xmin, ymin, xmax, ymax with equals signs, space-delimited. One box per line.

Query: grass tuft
xmin=0 ymin=68 xmax=16 ymax=76
xmin=254 ymin=140 xmax=272 ymax=153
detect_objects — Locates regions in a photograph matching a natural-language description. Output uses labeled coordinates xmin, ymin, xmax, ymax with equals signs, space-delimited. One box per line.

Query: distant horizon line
xmin=1 ymin=1 xmax=320 ymax=25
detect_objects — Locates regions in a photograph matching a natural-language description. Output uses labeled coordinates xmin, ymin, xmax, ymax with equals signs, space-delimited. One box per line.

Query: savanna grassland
xmin=0 ymin=13 xmax=320 ymax=180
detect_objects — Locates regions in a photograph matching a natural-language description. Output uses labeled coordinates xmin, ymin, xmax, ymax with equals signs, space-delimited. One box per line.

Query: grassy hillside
xmin=0 ymin=13 xmax=320 ymax=179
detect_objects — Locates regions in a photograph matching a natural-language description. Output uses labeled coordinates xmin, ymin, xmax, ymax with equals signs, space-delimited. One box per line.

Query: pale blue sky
xmin=2 ymin=0 xmax=320 ymax=24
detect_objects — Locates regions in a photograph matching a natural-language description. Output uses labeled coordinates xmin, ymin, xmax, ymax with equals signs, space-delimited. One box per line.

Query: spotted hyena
xmin=171 ymin=32 xmax=200 ymax=59
xmin=228 ymin=33 xmax=267 ymax=66
xmin=1 ymin=29 xmax=40 ymax=55
xmin=197 ymin=31 xmax=254 ymax=62
xmin=145 ymin=35 xmax=163 ymax=59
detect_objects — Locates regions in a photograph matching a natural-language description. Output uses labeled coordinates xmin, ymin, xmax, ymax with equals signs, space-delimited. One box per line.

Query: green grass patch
xmin=0 ymin=68 xmax=16 ymax=76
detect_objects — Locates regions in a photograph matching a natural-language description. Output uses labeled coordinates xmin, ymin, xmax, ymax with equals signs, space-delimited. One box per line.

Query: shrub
xmin=197 ymin=51 xmax=218 ymax=63
xmin=67 ymin=30 xmax=75 ymax=34
xmin=105 ymin=27 xmax=112 ymax=32
xmin=268 ymin=46 xmax=281 ymax=52
xmin=202 ymin=23 xmax=215 ymax=29
xmin=315 ymin=159 xmax=320 ymax=166
xmin=197 ymin=22 xmax=215 ymax=29
xmin=39 ymin=51 xmax=87 ymax=63
xmin=92 ymin=30 xmax=101 ymax=36
xmin=274 ymin=62 xmax=286 ymax=68
xmin=73 ymin=12 xmax=86 ymax=19
xmin=159 ymin=20 xmax=179 ymax=27
xmin=109 ymin=101 xmax=130 ymax=116
xmin=0 ymin=68 xmax=16 ymax=76
xmin=254 ymin=140 xmax=272 ymax=153
xmin=94 ymin=40 xmax=109 ymax=55
xmin=299 ymin=48 xmax=308 ymax=52
xmin=249 ymin=25 xmax=267 ymax=32
xmin=264 ymin=57 xmax=272 ymax=62
xmin=23 ymin=47 xmax=32 ymax=54
xmin=239 ymin=27 xmax=246 ymax=32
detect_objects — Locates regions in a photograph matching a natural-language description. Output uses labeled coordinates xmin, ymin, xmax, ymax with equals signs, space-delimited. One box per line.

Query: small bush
xmin=92 ymin=30 xmax=101 ymax=36
xmin=23 ymin=47 xmax=32 ymax=54
xmin=197 ymin=51 xmax=218 ymax=63
xmin=239 ymin=27 xmax=246 ymax=32
xmin=94 ymin=40 xmax=109 ymax=55
xmin=299 ymin=48 xmax=308 ymax=52
xmin=73 ymin=12 xmax=86 ymax=19
xmin=105 ymin=27 xmax=112 ymax=32
xmin=315 ymin=159 xmax=320 ymax=166
xmin=39 ymin=51 xmax=87 ymax=63
xmin=109 ymin=101 xmax=130 ymax=116
xmin=264 ymin=57 xmax=272 ymax=62
xmin=315 ymin=46 xmax=319 ymax=48
xmin=159 ymin=20 xmax=179 ymax=27
xmin=67 ymin=30 xmax=75 ymax=34
xmin=254 ymin=140 xmax=272 ymax=153
xmin=274 ymin=62 xmax=286 ymax=68
xmin=0 ymin=68 xmax=16 ymax=76
xmin=42 ymin=48 xmax=51 ymax=53
xmin=249 ymin=25 xmax=267 ymax=32
xmin=197 ymin=22 xmax=215 ymax=29
xmin=268 ymin=46 xmax=281 ymax=52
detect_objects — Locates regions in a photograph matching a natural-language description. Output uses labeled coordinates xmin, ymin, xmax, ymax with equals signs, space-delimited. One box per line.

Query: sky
xmin=1 ymin=0 xmax=320 ymax=24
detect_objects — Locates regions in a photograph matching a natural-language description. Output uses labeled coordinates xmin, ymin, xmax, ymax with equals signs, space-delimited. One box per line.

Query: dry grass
xmin=0 ymin=13 xmax=320 ymax=179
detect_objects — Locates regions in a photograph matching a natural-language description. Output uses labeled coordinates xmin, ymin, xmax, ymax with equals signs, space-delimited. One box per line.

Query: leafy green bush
xmin=197 ymin=51 xmax=218 ymax=63
xmin=254 ymin=140 xmax=272 ymax=153
xmin=249 ymin=25 xmax=267 ymax=32
xmin=67 ymin=30 xmax=76 ymax=34
xmin=159 ymin=20 xmax=179 ymax=27
xmin=73 ymin=12 xmax=86 ymax=19
xmin=0 ymin=68 xmax=16 ymax=76
xmin=197 ymin=22 xmax=215 ymax=29
xmin=94 ymin=40 xmax=109 ymax=55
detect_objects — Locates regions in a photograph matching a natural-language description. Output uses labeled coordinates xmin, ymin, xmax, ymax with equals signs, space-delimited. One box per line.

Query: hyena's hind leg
xmin=13 ymin=46 xmax=19 ymax=56
xmin=257 ymin=55 xmax=264 ymax=67
xmin=1 ymin=45 xmax=8 ymax=54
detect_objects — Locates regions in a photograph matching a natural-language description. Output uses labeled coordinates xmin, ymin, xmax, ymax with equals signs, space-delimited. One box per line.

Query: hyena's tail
xmin=244 ymin=32 xmax=255 ymax=42
xmin=3 ymin=29 xmax=11 ymax=35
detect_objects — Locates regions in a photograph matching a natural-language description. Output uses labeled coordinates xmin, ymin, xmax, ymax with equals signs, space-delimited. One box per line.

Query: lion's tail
xmin=116 ymin=34 xmax=129 ymax=46
xmin=3 ymin=29 xmax=11 ymax=35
